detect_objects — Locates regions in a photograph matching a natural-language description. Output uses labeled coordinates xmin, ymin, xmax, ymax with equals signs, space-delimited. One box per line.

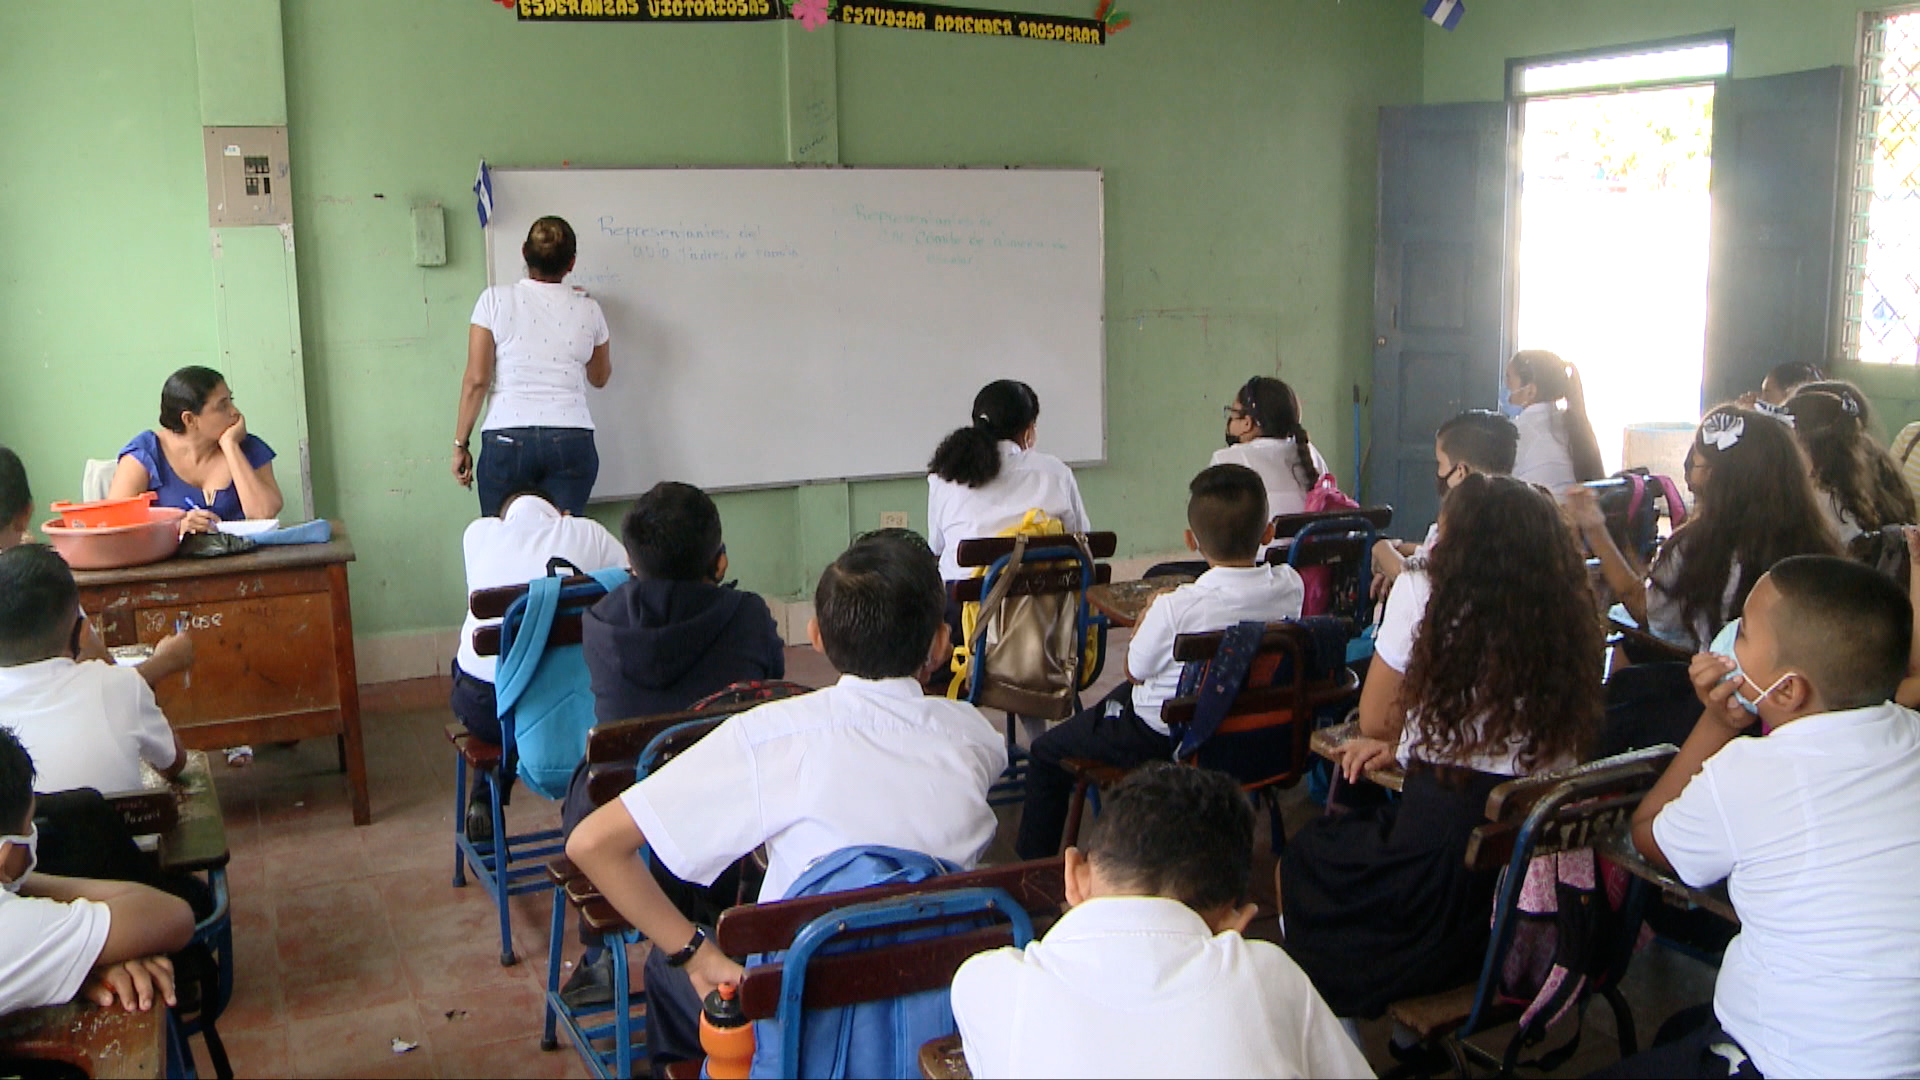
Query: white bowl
xmin=216 ymin=518 xmax=280 ymax=537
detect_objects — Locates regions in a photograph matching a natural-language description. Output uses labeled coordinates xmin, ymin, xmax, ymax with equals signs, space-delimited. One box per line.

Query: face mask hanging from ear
xmin=0 ymin=823 xmax=39 ymax=893
xmin=1706 ymin=618 xmax=1793 ymax=717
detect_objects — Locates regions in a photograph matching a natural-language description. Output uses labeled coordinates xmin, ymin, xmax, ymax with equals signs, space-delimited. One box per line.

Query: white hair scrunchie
xmin=1701 ymin=413 xmax=1745 ymax=451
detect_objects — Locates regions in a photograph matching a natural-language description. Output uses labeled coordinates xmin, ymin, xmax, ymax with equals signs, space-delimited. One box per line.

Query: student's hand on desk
xmin=686 ymin=941 xmax=747 ymax=1003
xmin=178 ymin=509 xmax=220 ymax=536
xmin=1687 ymin=652 xmax=1751 ymax=731
xmin=150 ymin=631 xmax=194 ymax=674
xmin=1333 ymin=735 xmax=1397 ymax=784
xmin=83 ymin=956 xmax=176 ymax=1012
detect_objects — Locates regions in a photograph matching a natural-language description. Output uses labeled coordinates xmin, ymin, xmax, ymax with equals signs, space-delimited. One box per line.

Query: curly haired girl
xmin=1278 ymin=474 xmax=1602 ymax=1020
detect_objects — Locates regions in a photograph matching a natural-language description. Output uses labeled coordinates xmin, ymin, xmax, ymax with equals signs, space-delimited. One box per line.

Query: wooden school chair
xmin=950 ymin=531 xmax=1116 ymax=805
xmin=705 ymin=856 xmax=1069 ymax=1079
xmin=1061 ymin=621 xmax=1361 ymax=854
xmin=102 ymin=751 xmax=234 ymax=1079
xmin=0 ymin=998 xmax=167 ymax=1080
xmin=454 ymin=570 xmax=621 ymax=966
xmin=1384 ymin=745 xmax=1678 ymax=1077
xmin=542 ymin=682 xmax=812 ymax=1080
xmin=1269 ymin=506 xmax=1392 ymax=662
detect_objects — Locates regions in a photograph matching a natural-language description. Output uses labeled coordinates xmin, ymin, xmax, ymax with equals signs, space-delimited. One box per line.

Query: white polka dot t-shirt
xmin=471 ymin=278 xmax=610 ymax=431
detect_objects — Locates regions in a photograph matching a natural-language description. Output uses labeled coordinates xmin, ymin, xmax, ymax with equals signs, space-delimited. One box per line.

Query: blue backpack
xmin=749 ymin=846 xmax=966 ymax=1080
xmin=493 ymin=565 xmax=629 ymax=800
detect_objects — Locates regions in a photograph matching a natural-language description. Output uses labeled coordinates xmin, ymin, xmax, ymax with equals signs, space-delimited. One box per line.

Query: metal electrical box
xmin=203 ymin=126 xmax=291 ymax=226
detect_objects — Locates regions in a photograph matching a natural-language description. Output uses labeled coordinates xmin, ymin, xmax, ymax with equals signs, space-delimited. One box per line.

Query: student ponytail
xmin=1511 ymin=351 xmax=1605 ymax=482
xmin=928 ymin=380 xmax=1041 ymax=489
xmin=1238 ymin=376 xmax=1321 ymax=487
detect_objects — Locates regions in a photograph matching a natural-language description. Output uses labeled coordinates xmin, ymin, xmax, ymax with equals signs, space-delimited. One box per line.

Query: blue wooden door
xmin=1367 ymin=102 xmax=1512 ymax=536
xmin=1702 ymin=67 xmax=1847 ymax=406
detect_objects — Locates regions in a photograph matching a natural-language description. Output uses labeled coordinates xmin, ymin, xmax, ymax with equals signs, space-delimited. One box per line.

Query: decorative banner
xmin=830 ymin=0 xmax=1105 ymax=43
xmin=513 ymin=0 xmax=781 ymax=20
xmin=509 ymin=0 xmax=1117 ymax=42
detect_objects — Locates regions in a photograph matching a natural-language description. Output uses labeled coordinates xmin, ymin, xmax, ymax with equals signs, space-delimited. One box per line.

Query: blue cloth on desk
xmin=251 ymin=520 xmax=332 ymax=546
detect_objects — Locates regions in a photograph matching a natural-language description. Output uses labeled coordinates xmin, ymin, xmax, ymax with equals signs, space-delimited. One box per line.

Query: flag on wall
xmin=474 ymin=161 xmax=494 ymax=227
xmin=1422 ymin=0 xmax=1464 ymax=30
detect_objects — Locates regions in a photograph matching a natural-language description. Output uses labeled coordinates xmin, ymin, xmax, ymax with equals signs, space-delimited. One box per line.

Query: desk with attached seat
xmin=73 ymin=524 xmax=367 ymax=825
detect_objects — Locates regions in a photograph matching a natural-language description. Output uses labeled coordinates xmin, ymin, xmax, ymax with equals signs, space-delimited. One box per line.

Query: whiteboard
xmin=485 ymin=167 xmax=1106 ymax=499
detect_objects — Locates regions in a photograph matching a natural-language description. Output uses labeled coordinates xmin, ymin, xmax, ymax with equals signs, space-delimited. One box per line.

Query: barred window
xmin=1846 ymin=8 xmax=1920 ymax=365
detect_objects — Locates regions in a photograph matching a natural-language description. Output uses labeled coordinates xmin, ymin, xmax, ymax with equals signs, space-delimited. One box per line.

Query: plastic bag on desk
xmin=252 ymin=520 xmax=333 ymax=546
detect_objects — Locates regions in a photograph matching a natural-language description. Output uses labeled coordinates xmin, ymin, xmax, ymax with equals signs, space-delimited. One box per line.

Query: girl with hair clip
xmin=1784 ymin=387 xmax=1916 ymax=543
xmin=1280 ymin=474 xmax=1602 ymax=1026
xmin=926 ymin=379 xmax=1089 ymax=582
xmin=1568 ymin=405 xmax=1842 ymax=652
xmin=1213 ymin=376 xmax=1329 ymax=518
xmin=1505 ymin=350 xmax=1606 ymax=490
xmin=1738 ymin=359 xmax=1825 ymax=411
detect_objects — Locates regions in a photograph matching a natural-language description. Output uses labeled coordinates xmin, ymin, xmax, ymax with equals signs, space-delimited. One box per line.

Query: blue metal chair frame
xmin=960 ymin=538 xmax=1108 ymax=806
xmin=541 ymin=715 xmax=729 ymax=1080
xmin=453 ymin=577 xmax=615 ymax=966
xmin=773 ymin=886 xmax=1037 ymax=1080
xmin=1284 ymin=515 xmax=1381 ymax=666
xmin=171 ymin=867 xmax=232 ymax=1076
xmin=1433 ymin=771 xmax=1659 ymax=1076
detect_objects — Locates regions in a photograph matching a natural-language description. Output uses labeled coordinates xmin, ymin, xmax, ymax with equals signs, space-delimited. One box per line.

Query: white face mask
xmin=0 ymin=823 xmax=38 ymax=894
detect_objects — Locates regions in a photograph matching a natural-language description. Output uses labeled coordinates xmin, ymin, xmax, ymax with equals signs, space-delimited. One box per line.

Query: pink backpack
xmin=1303 ymin=472 xmax=1361 ymax=513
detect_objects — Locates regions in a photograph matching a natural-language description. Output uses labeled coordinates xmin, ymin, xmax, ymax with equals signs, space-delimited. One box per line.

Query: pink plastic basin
xmin=42 ymin=508 xmax=187 ymax=570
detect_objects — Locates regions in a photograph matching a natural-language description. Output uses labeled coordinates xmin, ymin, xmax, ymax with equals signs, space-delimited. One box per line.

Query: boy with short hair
xmin=0 ymin=545 xmax=185 ymax=794
xmin=955 ymin=763 xmax=1370 ymax=1079
xmin=557 ymin=480 xmax=784 ymax=1007
xmin=1372 ymin=408 xmax=1518 ymax=588
xmin=1616 ymin=555 xmax=1920 ymax=1078
xmin=0 ymin=724 xmax=195 ymax=1015
xmin=1015 ymin=464 xmax=1304 ymax=859
xmin=0 ymin=445 xmax=193 ymax=685
xmin=567 ymin=529 xmax=1006 ymax=1065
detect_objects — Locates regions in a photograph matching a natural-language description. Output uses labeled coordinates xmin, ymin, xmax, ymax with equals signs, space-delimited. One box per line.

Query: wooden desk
xmin=1599 ymin=827 xmax=1738 ymax=924
xmin=0 ymin=1000 xmax=164 ymax=1079
xmin=130 ymin=750 xmax=230 ymax=874
xmin=1085 ymin=574 xmax=1193 ymax=628
xmin=75 ymin=524 xmax=368 ymax=826
xmin=1308 ymin=718 xmax=1406 ymax=792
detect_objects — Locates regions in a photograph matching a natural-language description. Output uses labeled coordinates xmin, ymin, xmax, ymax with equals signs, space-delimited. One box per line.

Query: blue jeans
xmin=475 ymin=426 xmax=599 ymax=517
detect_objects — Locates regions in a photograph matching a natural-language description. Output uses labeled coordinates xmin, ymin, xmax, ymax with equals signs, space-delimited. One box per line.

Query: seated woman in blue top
xmin=107 ymin=366 xmax=283 ymax=534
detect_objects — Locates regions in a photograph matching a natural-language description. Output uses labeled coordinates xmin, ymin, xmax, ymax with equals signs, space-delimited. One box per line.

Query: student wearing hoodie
xmin=557 ymin=480 xmax=785 ymax=1007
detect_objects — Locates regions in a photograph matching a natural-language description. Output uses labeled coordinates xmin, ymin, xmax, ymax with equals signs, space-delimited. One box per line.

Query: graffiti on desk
xmin=140 ymin=610 xmax=224 ymax=635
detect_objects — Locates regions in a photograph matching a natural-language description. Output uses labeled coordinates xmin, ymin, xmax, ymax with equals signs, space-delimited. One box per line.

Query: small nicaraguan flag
xmin=1422 ymin=0 xmax=1464 ymax=30
xmin=473 ymin=161 xmax=493 ymax=228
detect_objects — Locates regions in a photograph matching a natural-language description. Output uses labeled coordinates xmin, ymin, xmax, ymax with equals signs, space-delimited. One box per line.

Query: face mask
xmin=1224 ymin=428 xmax=1239 ymax=449
xmin=1706 ymin=618 xmax=1792 ymax=717
xmin=0 ymin=823 xmax=38 ymax=893
xmin=1435 ymin=464 xmax=1462 ymax=500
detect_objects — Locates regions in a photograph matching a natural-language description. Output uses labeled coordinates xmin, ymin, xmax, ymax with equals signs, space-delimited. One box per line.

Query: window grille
xmin=1845 ymin=8 xmax=1920 ymax=365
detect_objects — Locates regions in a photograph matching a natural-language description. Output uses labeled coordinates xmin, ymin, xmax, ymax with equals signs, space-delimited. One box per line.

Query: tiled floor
xmin=194 ymin=636 xmax=1716 ymax=1078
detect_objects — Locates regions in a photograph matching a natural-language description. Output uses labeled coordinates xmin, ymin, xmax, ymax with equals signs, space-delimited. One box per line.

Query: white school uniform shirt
xmin=455 ymin=496 xmax=629 ymax=683
xmin=1652 ymin=702 xmax=1920 ymax=1079
xmin=952 ymin=896 xmax=1373 ymax=1080
xmin=0 ymin=658 xmax=177 ymax=794
xmin=1127 ymin=565 xmax=1305 ymax=734
xmin=0 ymin=891 xmax=110 ymax=1015
xmin=618 ymin=674 xmax=1006 ymax=901
xmin=927 ymin=442 xmax=1090 ymax=582
xmin=1374 ymin=569 xmax=1548 ymax=776
xmin=1816 ymin=486 xmax=1865 ymax=545
xmin=1212 ymin=437 xmax=1331 ymax=519
xmin=1511 ymin=403 xmax=1578 ymax=492
xmin=471 ymin=278 xmax=610 ymax=431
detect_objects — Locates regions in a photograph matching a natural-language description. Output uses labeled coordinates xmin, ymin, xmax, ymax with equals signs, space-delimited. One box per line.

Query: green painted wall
xmin=3 ymin=0 xmax=1422 ymax=645
xmin=1419 ymin=0 xmax=1920 ymax=435
xmin=0 ymin=2 xmax=220 ymax=518
xmin=282 ymin=0 xmax=1421 ymax=640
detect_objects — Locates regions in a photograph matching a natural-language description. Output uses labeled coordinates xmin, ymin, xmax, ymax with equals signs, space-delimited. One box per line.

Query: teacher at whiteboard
xmin=452 ymin=215 xmax=612 ymax=517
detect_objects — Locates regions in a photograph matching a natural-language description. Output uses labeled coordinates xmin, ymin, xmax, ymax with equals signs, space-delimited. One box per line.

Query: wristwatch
xmin=665 ymin=924 xmax=710 ymax=968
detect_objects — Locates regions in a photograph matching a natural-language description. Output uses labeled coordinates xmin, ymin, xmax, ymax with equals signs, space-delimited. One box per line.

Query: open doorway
xmin=1512 ymin=40 xmax=1728 ymax=473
